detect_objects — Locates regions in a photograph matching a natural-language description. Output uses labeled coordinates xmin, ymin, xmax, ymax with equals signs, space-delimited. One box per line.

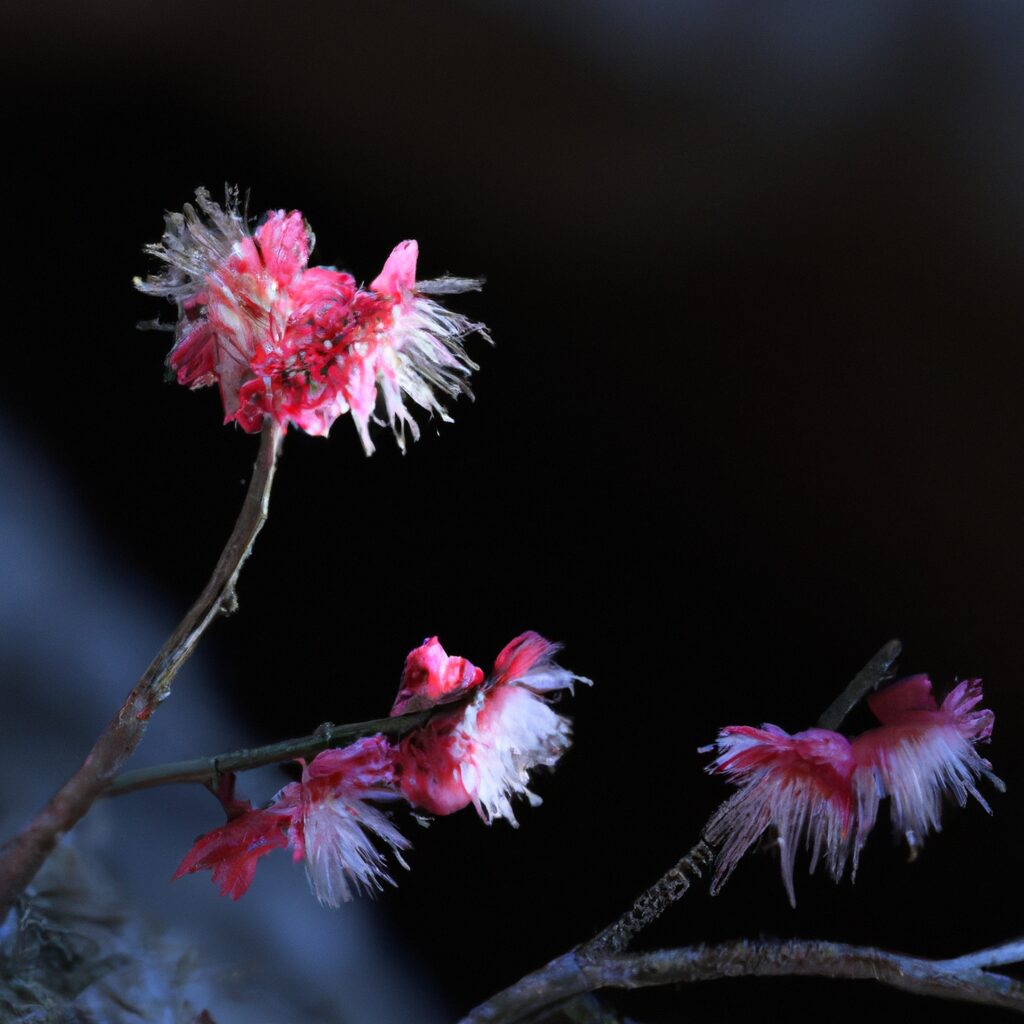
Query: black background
xmin=2 ymin=2 xmax=1024 ymax=1020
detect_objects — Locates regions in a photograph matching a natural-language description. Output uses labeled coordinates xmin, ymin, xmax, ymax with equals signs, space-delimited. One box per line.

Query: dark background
xmin=2 ymin=1 xmax=1024 ymax=1020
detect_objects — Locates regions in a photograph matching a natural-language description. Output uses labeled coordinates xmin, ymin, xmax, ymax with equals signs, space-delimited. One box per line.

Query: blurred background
xmin=2 ymin=1 xmax=1024 ymax=1020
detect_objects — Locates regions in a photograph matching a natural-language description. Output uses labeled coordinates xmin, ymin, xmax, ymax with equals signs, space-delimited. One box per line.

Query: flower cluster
xmin=136 ymin=187 xmax=490 ymax=453
xmin=703 ymin=675 xmax=1001 ymax=906
xmin=173 ymin=633 xmax=588 ymax=904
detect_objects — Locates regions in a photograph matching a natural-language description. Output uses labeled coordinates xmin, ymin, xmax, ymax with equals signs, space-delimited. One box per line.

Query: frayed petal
xmin=704 ymin=726 xmax=856 ymax=906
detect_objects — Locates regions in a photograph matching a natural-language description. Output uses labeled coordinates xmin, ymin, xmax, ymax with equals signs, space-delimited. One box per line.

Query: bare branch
xmin=584 ymin=841 xmax=714 ymax=956
xmin=105 ymin=709 xmax=434 ymax=796
xmin=0 ymin=419 xmax=286 ymax=914
xmin=462 ymin=937 xmax=1024 ymax=1024
xmin=816 ymin=638 xmax=902 ymax=731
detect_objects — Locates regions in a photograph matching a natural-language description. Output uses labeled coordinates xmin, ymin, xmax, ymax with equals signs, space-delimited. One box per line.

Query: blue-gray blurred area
xmin=0 ymin=410 xmax=447 ymax=1024
xmin=2 ymin=1 xmax=1024 ymax=1020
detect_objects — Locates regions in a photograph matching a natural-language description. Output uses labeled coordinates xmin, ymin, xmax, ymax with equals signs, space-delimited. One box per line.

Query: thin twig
xmin=583 ymin=841 xmax=714 ymax=955
xmin=462 ymin=937 xmax=1024 ymax=1024
xmin=0 ymin=419 xmax=285 ymax=915
xmin=105 ymin=709 xmax=434 ymax=796
xmin=816 ymin=638 xmax=902 ymax=731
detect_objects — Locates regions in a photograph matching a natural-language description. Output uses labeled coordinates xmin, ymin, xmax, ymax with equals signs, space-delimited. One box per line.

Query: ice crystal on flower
xmin=703 ymin=674 xmax=1000 ymax=906
xmin=394 ymin=632 xmax=591 ymax=825
xmin=137 ymin=188 xmax=490 ymax=451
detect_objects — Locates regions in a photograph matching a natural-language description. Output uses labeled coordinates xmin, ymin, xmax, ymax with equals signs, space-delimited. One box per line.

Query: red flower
xmin=137 ymin=189 xmax=489 ymax=450
xmin=704 ymin=675 xmax=1000 ymax=905
xmin=173 ymin=737 xmax=408 ymax=906
xmin=394 ymin=632 xmax=591 ymax=824
xmin=172 ymin=783 xmax=295 ymax=901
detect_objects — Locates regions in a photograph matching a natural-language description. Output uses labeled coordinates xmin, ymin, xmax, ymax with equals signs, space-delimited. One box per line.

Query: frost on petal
xmin=172 ymin=788 xmax=298 ymax=900
xmin=295 ymin=736 xmax=410 ymax=908
xmin=301 ymin=797 xmax=410 ymax=908
xmin=391 ymin=636 xmax=485 ymax=715
xmin=136 ymin=188 xmax=318 ymax=430
xmin=136 ymin=186 xmax=249 ymax=306
xmin=852 ymin=676 xmax=1001 ymax=857
xmin=461 ymin=684 xmax=572 ymax=826
xmin=703 ymin=726 xmax=857 ymax=907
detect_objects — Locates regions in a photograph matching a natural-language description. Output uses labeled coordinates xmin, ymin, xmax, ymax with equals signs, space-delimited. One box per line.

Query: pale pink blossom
xmin=137 ymin=189 xmax=489 ymax=451
xmin=173 ymin=737 xmax=408 ymax=906
xmin=703 ymin=674 xmax=1000 ymax=905
xmin=394 ymin=632 xmax=590 ymax=825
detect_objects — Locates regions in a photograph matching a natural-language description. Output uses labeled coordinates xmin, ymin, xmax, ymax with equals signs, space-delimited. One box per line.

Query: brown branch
xmin=0 ymin=419 xmax=285 ymax=914
xmin=462 ymin=937 xmax=1024 ymax=1024
xmin=584 ymin=841 xmax=714 ymax=955
xmin=105 ymin=709 xmax=434 ymax=796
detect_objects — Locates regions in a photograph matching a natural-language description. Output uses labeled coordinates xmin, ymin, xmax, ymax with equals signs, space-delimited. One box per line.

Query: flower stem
xmin=816 ymin=637 xmax=903 ymax=731
xmin=0 ymin=419 xmax=285 ymax=916
xmin=105 ymin=709 xmax=435 ymax=796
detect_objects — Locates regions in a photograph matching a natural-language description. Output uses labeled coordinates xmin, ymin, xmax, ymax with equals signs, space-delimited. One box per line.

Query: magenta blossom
xmin=703 ymin=674 xmax=999 ymax=906
xmin=394 ymin=633 xmax=591 ymax=825
xmin=174 ymin=736 xmax=408 ymax=906
xmin=137 ymin=187 xmax=489 ymax=452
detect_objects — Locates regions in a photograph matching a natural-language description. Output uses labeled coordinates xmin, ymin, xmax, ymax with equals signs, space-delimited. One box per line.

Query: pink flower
xmin=390 ymin=636 xmax=485 ymax=716
xmin=173 ymin=736 xmax=408 ymax=906
xmin=393 ymin=632 xmax=591 ymax=825
xmin=703 ymin=725 xmax=857 ymax=907
xmin=324 ymin=240 xmax=491 ymax=454
xmin=704 ymin=675 xmax=999 ymax=905
xmin=851 ymin=675 xmax=1002 ymax=857
xmin=172 ymin=781 xmax=295 ymax=901
xmin=137 ymin=189 xmax=489 ymax=451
